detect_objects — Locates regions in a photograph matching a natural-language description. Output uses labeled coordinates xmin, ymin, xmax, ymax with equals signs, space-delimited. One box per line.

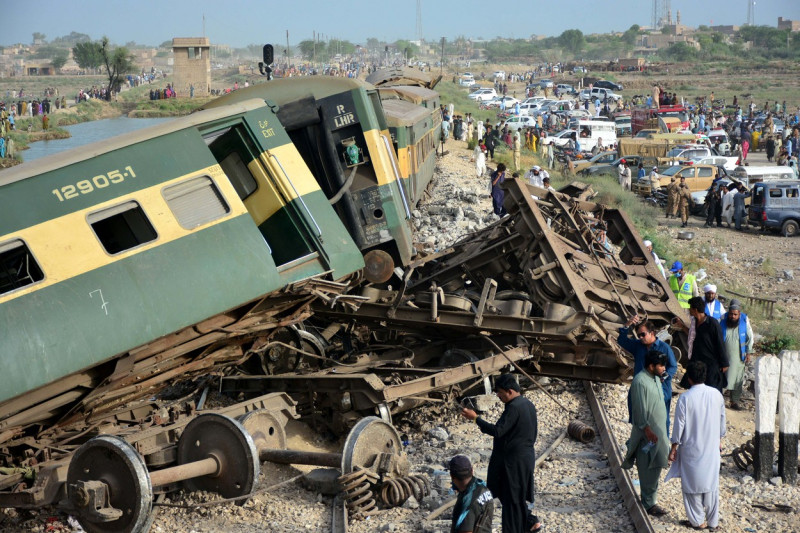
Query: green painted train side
xmin=0 ymin=99 xmax=364 ymax=409
xmin=201 ymin=79 xmax=416 ymax=271
xmin=1 ymin=216 xmax=280 ymax=403
xmin=378 ymin=86 xmax=441 ymax=207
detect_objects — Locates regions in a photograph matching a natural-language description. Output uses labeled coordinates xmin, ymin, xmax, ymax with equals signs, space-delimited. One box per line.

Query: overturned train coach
xmin=0 ymin=98 xmax=371 ymax=530
xmin=201 ymin=77 xmax=425 ymax=284
xmin=0 ymin=79 xmax=686 ymax=531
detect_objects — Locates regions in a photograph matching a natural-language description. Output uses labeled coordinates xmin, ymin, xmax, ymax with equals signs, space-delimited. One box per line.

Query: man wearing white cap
xmin=643 ymin=240 xmax=666 ymax=279
xmin=703 ymin=284 xmax=725 ymax=321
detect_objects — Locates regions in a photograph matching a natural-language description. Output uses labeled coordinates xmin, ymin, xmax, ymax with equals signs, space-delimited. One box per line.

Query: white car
xmin=468 ymin=88 xmax=498 ymax=102
xmin=493 ymin=70 xmax=506 ymax=80
xmin=695 ymin=156 xmax=739 ymax=171
xmin=581 ymin=87 xmax=622 ymax=102
xmin=522 ymin=96 xmax=546 ymax=105
xmin=484 ymin=96 xmax=520 ymax=109
xmin=503 ymin=115 xmax=537 ymax=132
xmin=459 ymin=75 xmax=476 ymax=87
xmin=551 ymin=129 xmax=578 ymax=148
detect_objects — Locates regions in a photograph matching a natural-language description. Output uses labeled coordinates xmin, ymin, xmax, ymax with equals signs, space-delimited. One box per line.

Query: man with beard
xmin=675 ymin=297 xmax=729 ymax=393
xmin=721 ymin=299 xmax=754 ymax=410
xmin=702 ymin=284 xmax=725 ymax=321
xmin=460 ymin=373 xmax=539 ymax=532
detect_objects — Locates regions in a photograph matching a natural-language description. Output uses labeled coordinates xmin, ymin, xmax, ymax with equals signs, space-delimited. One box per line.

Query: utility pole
xmin=286 ymin=30 xmax=290 ymax=69
xmin=440 ymin=37 xmax=445 ymax=75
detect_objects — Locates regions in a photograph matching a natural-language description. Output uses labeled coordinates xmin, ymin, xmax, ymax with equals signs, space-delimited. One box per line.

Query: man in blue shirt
xmin=618 ymin=315 xmax=678 ymax=434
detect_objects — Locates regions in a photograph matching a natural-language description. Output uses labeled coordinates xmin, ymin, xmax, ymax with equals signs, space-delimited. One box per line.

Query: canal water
xmin=21 ymin=116 xmax=171 ymax=162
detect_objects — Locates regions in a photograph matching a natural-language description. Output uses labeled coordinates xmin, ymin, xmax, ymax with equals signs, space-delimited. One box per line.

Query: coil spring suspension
xmin=338 ymin=468 xmax=377 ymax=518
xmin=731 ymin=438 xmax=755 ymax=471
xmin=378 ymin=474 xmax=431 ymax=507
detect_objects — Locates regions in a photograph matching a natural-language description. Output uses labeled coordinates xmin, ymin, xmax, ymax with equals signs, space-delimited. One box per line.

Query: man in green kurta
xmin=622 ymin=350 xmax=670 ymax=517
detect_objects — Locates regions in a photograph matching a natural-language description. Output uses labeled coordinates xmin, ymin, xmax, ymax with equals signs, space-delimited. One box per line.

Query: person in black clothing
xmin=449 ymin=455 xmax=494 ymax=533
xmin=484 ymin=125 xmax=496 ymax=161
xmin=676 ymin=297 xmax=729 ymax=393
xmin=704 ymin=183 xmax=722 ymax=228
xmin=461 ymin=373 xmax=540 ymax=533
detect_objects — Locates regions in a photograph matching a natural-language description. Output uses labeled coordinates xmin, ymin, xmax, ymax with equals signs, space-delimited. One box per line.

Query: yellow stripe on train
xmin=0 ymin=165 xmax=247 ymax=305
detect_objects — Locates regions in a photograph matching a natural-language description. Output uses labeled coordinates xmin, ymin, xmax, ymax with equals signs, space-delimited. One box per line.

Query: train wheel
xmin=238 ymin=410 xmax=287 ymax=451
xmin=66 ymin=435 xmax=153 ymax=533
xmin=259 ymin=326 xmax=304 ymax=374
xmin=438 ymin=348 xmax=479 ymax=367
xmin=176 ymin=413 xmax=259 ymax=501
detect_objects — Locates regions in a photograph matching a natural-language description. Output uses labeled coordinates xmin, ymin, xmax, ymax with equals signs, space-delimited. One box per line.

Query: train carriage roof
xmin=377 ymin=85 xmax=439 ymax=106
xmin=366 ymin=67 xmax=440 ymax=89
xmin=0 ymin=99 xmax=272 ymax=188
xmin=200 ymin=77 xmax=377 ymax=111
xmin=380 ymin=99 xmax=432 ymax=127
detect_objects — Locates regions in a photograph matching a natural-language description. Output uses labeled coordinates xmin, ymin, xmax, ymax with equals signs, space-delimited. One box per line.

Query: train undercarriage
xmin=0 ymin=179 xmax=684 ymax=532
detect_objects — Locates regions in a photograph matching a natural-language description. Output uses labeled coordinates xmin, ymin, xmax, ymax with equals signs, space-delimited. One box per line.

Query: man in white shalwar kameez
xmin=721 ymin=184 xmax=736 ymax=227
xmin=666 ymin=360 xmax=726 ymax=530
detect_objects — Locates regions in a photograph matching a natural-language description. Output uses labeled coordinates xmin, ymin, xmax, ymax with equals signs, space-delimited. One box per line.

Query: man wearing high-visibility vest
xmin=668 ymin=261 xmax=698 ymax=309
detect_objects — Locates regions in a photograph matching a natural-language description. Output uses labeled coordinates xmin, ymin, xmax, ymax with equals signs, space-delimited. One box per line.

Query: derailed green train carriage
xmin=201 ymin=77 xmax=415 ymax=283
xmin=0 ymin=97 xmax=363 ymax=442
xmin=377 ymin=85 xmax=441 ymax=207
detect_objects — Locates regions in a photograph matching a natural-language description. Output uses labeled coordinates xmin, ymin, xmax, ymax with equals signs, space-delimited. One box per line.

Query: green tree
xmin=33 ymin=45 xmax=62 ymax=59
xmin=52 ymin=32 xmax=91 ymax=45
xmin=99 ymin=37 xmax=136 ymax=94
xmin=366 ymin=38 xmax=380 ymax=53
xmin=72 ymin=41 xmax=104 ymax=70
xmin=32 ymin=32 xmax=46 ymax=44
xmin=558 ymin=29 xmax=585 ymax=55
xmin=663 ymin=42 xmax=696 ymax=61
xmin=51 ymin=51 xmax=69 ymax=71
xmin=394 ymin=39 xmax=419 ymax=59
xmin=622 ymin=25 xmax=641 ymax=46
xmin=298 ymin=40 xmax=327 ymax=60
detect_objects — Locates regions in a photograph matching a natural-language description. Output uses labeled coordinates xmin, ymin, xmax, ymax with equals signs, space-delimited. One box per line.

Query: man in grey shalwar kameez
xmin=666 ymin=361 xmax=726 ymax=530
xmin=721 ymin=299 xmax=754 ymax=410
xmin=622 ymin=350 xmax=670 ymax=517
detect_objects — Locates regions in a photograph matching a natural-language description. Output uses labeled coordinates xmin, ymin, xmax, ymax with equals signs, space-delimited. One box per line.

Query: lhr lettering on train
xmin=333 ymin=104 xmax=355 ymax=129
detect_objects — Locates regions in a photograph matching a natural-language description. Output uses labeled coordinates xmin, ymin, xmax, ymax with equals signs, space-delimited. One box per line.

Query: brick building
xmin=172 ymin=37 xmax=210 ymax=97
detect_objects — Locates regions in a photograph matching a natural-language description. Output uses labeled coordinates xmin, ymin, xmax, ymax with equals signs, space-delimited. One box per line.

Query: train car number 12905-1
xmin=51 ymin=166 xmax=137 ymax=202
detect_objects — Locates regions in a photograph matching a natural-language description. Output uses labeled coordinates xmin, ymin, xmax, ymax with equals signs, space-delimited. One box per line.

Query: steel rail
xmin=583 ymin=381 xmax=656 ymax=533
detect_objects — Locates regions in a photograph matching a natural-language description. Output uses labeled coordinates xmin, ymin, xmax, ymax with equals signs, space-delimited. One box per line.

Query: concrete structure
xmin=754 ymin=355 xmax=781 ymax=482
xmin=642 ymin=33 xmax=699 ymax=50
xmin=778 ymin=350 xmax=799 ymax=484
xmin=618 ymin=58 xmax=646 ymax=70
xmin=172 ymin=37 xmax=210 ymax=97
xmin=777 ymin=17 xmax=800 ymax=32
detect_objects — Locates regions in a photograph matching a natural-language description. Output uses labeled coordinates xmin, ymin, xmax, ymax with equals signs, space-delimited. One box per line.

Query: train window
xmin=163 ymin=176 xmax=230 ymax=229
xmin=0 ymin=239 xmax=44 ymax=295
xmin=204 ymin=128 xmax=258 ymax=200
xmin=88 ymin=201 xmax=158 ymax=255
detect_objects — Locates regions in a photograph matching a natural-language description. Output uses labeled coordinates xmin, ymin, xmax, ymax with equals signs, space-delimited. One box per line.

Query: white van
xmin=732 ymin=166 xmax=796 ymax=186
xmin=575 ymin=119 xmax=618 ymax=152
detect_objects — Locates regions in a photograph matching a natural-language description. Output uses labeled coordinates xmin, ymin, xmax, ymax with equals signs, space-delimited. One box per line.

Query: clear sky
xmin=4 ymin=0 xmax=799 ymax=48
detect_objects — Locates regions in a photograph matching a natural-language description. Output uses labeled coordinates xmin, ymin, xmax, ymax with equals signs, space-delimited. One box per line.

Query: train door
xmin=202 ymin=122 xmax=321 ymax=271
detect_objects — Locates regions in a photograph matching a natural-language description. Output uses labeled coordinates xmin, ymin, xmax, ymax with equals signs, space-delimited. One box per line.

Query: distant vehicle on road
xmin=468 ymin=88 xmax=498 ymax=102
xmin=593 ymin=80 xmax=624 ymax=91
